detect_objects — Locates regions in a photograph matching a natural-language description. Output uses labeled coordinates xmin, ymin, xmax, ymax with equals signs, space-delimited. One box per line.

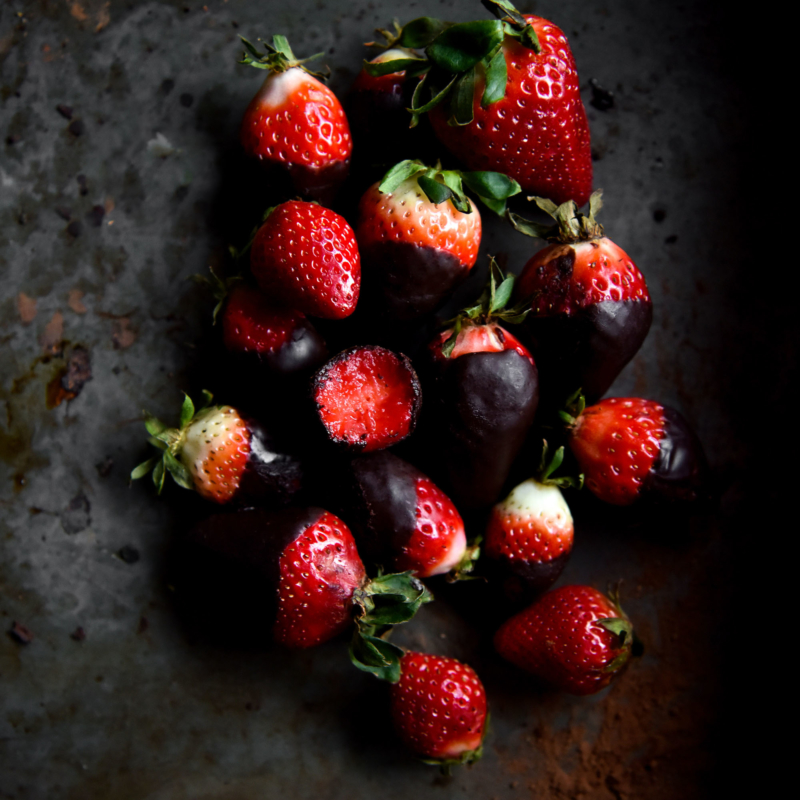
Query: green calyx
xmin=379 ymin=159 xmax=520 ymax=216
xmin=509 ymin=190 xmax=606 ymax=242
xmin=557 ymin=388 xmax=587 ymax=428
xmin=360 ymin=2 xmax=540 ymax=128
xmin=422 ymin=742 xmax=484 ymax=773
xmin=440 ymin=257 xmax=529 ymax=358
xmin=192 ymin=266 xmax=243 ymax=324
xmin=536 ymin=439 xmax=584 ymax=491
xmin=239 ymin=34 xmax=329 ymax=80
xmin=597 ymin=583 xmax=643 ymax=673
xmin=130 ymin=390 xmax=216 ymax=495
xmin=349 ymin=571 xmax=433 ymax=683
xmin=447 ymin=536 xmax=483 ymax=583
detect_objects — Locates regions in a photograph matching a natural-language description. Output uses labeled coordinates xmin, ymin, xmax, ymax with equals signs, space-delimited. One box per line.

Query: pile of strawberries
xmin=133 ymin=1 xmax=709 ymax=770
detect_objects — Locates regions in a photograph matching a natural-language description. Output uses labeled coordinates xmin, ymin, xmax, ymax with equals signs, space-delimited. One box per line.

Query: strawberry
xmin=250 ymin=200 xmax=360 ymax=320
xmin=312 ymin=345 xmax=421 ymax=453
xmin=511 ymin=191 xmax=652 ymax=402
xmin=419 ymin=260 xmax=539 ymax=510
xmin=340 ymin=450 xmax=476 ymax=579
xmin=485 ymin=443 xmax=578 ymax=595
xmin=494 ymin=585 xmax=635 ymax=695
xmin=381 ymin=3 xmax=591 ymax=206
xmin=239 ymin=35 xmax=352 ymax=203
xmin=131 ymin=390 xmax=305 ymax=506
xmin=390 ymin=651 xmax=487 ymax=766
xmin=185 ymin=507 xmax=432 ymax=654
xmin=562 ymin=395 xmax=709 ymax=506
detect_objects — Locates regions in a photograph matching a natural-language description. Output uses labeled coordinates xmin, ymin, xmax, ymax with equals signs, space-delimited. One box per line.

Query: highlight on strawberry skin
xmin=131 ymin=390 xmax=305 ymax=507
xmin=312 ymin=345 xmax=422 ymax=453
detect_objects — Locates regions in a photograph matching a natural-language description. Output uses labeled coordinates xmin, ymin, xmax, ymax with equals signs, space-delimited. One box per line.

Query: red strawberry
xmin=390 ymin=651 xmax=487 ymax=765
xmin=563 ymin=396 xmax=708 ymax=506
xmin=341 ymin=451 xmax=473 ymax=579
xmin=419 ymin=261 xmax=539 ymax=510
xmin=494 ymin=585 xmax=634 ymax=695
xmin=420 ymin=5 xmax=592 ymax=206
xmin=220 ymin=283 xmax=328 ymax=375
xmin=355 ymin=161 xmax=484 ymax=324
xmin=186 ymin=507 xmax=432 ymax=652
xmin=250 ymin=200 xmax=360 ymax=320
xmin=485 ymin=472 xmax=574 ymax=594
xmin=511 ymin=192 xmax=652 ymax=402
xmin=239 ymin=36 xmax=352 ymax=203
xmin=312 ymin=345 xmax=421 ymax=452
xmin=131 ymin=391 xmax=305 ymax=506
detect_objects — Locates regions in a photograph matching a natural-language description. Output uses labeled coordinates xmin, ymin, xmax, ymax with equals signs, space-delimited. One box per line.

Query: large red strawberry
xmin=485 ymin=444 xmax=577 ymax=595
xmin=511 ymin=192 xmax=652 ymax=402
xmin=390 ymin=651 xmax=487 ymax=766
xmin=419 ymin=260 xmax=539 ymax=510
xmin=339 ymin=450 xmax=475 ymax=579
xmin=250 ymin=200 xmax=360 ymax=320
xmin=393 ymin=3 xmax=591 ymax=206
xmin=131 ymin=390 xmax=305 ymax=506
xmin=494 ymin=585 xmax=635 ymax=695
xmin=563 ymin=395 xmax=709 ymax=506
xmin=185 ymin=507 xmax=432 ymax=654
xmin=239 ymin=35 xmax=352 ymax=203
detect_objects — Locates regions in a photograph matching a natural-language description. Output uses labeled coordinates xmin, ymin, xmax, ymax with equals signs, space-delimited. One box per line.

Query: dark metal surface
xmin=1 ymin=1 xmax=763 ymax=797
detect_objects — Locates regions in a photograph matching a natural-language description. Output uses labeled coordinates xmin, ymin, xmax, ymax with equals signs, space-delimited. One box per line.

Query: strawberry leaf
xmin=379 ymin=159 xmax=429 ymax=193
xmin=179 ymin=393 xmax=195 ymax=428
xmin=449 ymin=68 xmax=476 ymax=126
xmin=363 ymin=56 xmax=428 ymax=77
xmin=399 ymin=16 xmax=452 ymax=49
xmin=164 ymin=452 xmax=193 ymax=490
xmin=409 ymin=72 xmax=457 ymax=124
xmin=130 ymin=458 xmax=157 ymax=481
xmin=349 ymin=633 xmax=403 ymax=683
xmin=152 ymin=459 xmax=166 ymax=494
xmin=462 ymin=171 xmax=521 ymax=201
xmin=481 ymin=48 xmax=507 ymax=105
xmin=426 ymin=20 xmax=504 ymax=74
xmin=418 ymin=175 xmax=454 ymax=206
xmin=491 ymin=275 xmax=515 ymax=313
xmin=507 ymin=210 xmax=552 ymax=240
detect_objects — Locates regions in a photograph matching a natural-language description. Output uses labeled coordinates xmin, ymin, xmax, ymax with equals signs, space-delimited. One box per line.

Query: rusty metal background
xmin=1 ymin=1 xmax=764 ymax=797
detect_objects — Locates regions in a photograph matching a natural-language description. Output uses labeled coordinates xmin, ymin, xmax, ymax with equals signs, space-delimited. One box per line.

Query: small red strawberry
xmin=390 ymin=651 xmax=487 ymax=766
xmin=511 ymin=191 xmax=652 ymax=402
xmin=485 ymin=444 xmax=577 ymax=594
xmin=187 ymin=507 xmax=432 ymax=653
xmin=312 ymin=345 xmax=421 ymax=452
xmin=562 ymin=395 xmax=709 ymax=506
xmin=239 ymin=35 xmax=352 ymax=202
xmin=419 ymin=260 xmax=539 ymax=510
xmin=250 ymin=200 xmax=360 ymax=320
xmin=494 ymin=585 xmax=635 ymax=695
xmin=131 ymin=390 xmax=305 ymax=506
xmin=341 ymin=451 xmax=475 ymax=579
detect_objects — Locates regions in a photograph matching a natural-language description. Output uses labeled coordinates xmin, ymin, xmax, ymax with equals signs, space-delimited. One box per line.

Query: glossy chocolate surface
xmin=264 ymin=319 xmax=328 ymax=375
xmin=359 ymin=241 xmax=468 ymax=322
xmin=427 ymin=350 xmax=539 ymax=510
xmin=284 ymin=159 xmax=351 ymax=206
xmin=521 ymin=298 xmax=652 ymax=402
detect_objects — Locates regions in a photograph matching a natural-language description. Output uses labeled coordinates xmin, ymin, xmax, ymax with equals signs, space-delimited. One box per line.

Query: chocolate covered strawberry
xmin=511 ymin=191 xmax=652 ymax=403
xmin=239 ymin=35 xmax=351 ymax=202
xmin=494 ymin=584 xmax=635 ymax=695
xmin=562 ymin=395 xmax=708 ymax=506
xmin=420 ymin=261 xmax=538 ymax=510
xmin=312 ymin=345 xmax=421 ymax=453
xmin=186 ymin=507 xmax=431 ymax=656
xmin=390 ymin=651 xmax=487 ymax=767
xmin=356 ymin=160 xmax=520 ymax=326
xmin=340 ymin=450 xmax=475 ymax=579
xmin=250 ymin=200 xmax=360 ymax=320
xmin=485 ymin=444 xmax=578 ymax=594
xmin=131 ymin=390 xmax=305 ymax=506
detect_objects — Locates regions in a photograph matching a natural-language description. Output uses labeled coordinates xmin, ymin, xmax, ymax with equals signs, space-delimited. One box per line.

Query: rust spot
xmin=112 ymin=317 xmax=136 ymax=349
xmin=17 ymin=293 xmax=37 ymax=324
xmin=68 ymin=289 xmax=87 ymax=314
xmin=70 ymin=2 xmax=88 ymax=21
xmin=40 ymin=310 xmax=64 ymax=354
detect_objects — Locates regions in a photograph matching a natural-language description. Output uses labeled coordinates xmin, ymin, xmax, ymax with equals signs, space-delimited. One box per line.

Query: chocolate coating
xmin=645 ymin=406 xmax=709 ymax=504
xmin=284 ymin=159 xmax=350 ymax=206
xmin=265 ymin=319 xmax=328 ymax=375
xmin=342 ymin=451 xmax=422 ymax=565
xmin=521 ymin=298 xmax=652 ymax=403
xmin=428 ymin=350 xmax=539 ymax=510
xmin=359 ymin=241 xmax=468 ymax=323
xmin=502 ymin=549 xmax=572 ymax=594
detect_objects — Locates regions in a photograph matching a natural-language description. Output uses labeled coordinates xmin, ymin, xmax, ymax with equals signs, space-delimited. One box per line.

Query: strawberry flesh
xmin=390 ymin=651 xmax=487 ymax=761
xmin=313 ymin=346 xmax=421 ymax=452
xmin=494 ymin=585 xmax=632 ymax=695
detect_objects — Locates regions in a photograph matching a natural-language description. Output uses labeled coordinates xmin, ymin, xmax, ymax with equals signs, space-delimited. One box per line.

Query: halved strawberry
xmin=131 ymin=390 xmax=305 ymax=506
xmin=312 ymin=346 xmax=421 ymax=452
xmin=563 ymin=395 xmax=709 ymax=506
xmin=390 ymin=651 xmax=487 ymax=766
xmin=185 ymin=507 xmax=432 ymax=656
xmin=340 ymin=450 xmax=474 ymax=579
xmin=239 ymin=35 xmax=352 ymax=203
xmin=250 ymin=200 xmax=360 ymax=320
xmin=511 ymin=191 xmax=652 ymax=402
